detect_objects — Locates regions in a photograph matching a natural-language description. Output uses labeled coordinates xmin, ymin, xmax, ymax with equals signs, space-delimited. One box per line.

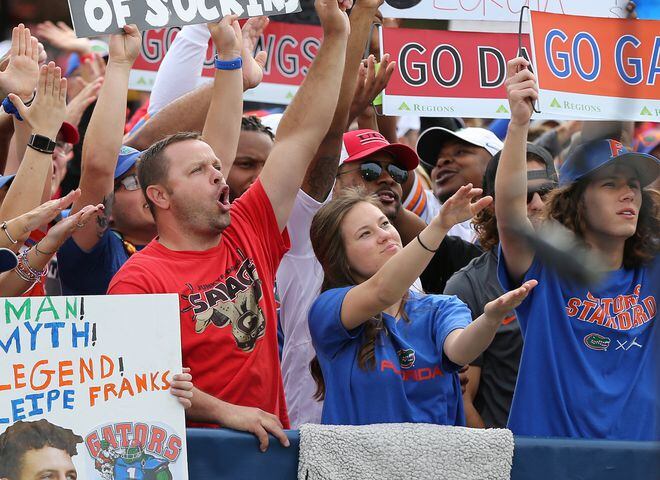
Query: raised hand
xmin=433 ymin=184 xmax=492 ymax=230
xmin=8 ymin=62 xmax=67 ymax=139
xmin=208 ymin=14 xmax=242 ymax=59
xmin=108 ymin=24 xmax=142 ymax=66
xmin=0 ymin=24 xmax=40 ymax=100
xmin=35 ymin=21 xmax=92 ymax=54
xmin=348 ymin=53 xmax=396 ymax=124
xmin=38 ymin=202 xmax=104 ymax=252
xmin=484 ymin=280 xmax=538 ymax=318
xmin=316 ymin=0 xmax=351 ymax=36
xmin=65 ymin=76 xmax=103 ymax=128
xmin=505 ymin=57 xmax=538 ymax=126
xmin=241 ymin=16 xmax=269 ymax=90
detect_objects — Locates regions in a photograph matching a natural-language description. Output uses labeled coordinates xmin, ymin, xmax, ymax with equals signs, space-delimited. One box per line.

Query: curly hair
xmin=309 ymin=188 xmax=408 ymax=400
xmin=544 ymin=182 xmax=659 ymax=269
xmin=0 ymin=420 xmax=82 ymax=479
xmin=241 ymin=115 xmax=274 ymax=140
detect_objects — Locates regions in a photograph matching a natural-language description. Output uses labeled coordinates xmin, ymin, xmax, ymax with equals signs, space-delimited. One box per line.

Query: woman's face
xmin=582 ymin=163 xmax=642 ymax=243
xmin=341 ymin=201 xmax=402 ymax=282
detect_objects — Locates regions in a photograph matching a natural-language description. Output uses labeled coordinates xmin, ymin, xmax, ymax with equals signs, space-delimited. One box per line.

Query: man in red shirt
xmin=108 ymin=2 xmax=350 ymax=451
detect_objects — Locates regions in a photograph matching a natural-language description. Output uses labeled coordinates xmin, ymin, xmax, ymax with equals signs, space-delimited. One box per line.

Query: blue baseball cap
xmin=0 ymin=247 xmax=18 ymax=273
xmin=634 ymin=128 xmax=660 ymax=156
xmin=115 ymin=146 xmax=142 ymax=179
xmin=0 ymin=174 xmax=15 ymax=189
xmin=559 ymin=139 xmax=660 ymax=187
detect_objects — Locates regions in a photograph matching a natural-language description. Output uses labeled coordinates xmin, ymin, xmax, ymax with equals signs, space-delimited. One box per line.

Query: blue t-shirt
xmin=58 ymin=230 xmax=142 ymax=295
xmin=309 ymin=287 xmax=471 ymax=426
xmin=498 ymin=250 xmax=659 ymax=440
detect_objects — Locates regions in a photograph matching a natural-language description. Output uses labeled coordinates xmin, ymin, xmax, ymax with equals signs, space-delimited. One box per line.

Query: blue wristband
xmin=2 ymin=97 xmax=23 ymax=121
xmin=214 ymin=55 xmax=242 ymax=71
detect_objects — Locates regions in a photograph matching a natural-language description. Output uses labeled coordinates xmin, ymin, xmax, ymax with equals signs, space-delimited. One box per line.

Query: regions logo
xmin=584 ymin=333 xmax=611 ymax=351
xmin=397 ymin=348 xmax=416 ymax=369
xmin=85 ymin=422 xmax=182 ymax=480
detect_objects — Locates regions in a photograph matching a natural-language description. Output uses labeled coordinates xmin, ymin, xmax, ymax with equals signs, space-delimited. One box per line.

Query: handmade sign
xmin=530 ymin=11 xmax=660 ymax=121
xmin=0 ymin=294 xmax=188 ymax=480
xmin=380 ymin=0 xmax=621 ymax=22
xmin=380 ymin=27 xmax=563 ymax=119
xmin=68 ymin=0 xmax=302 ymax=38
xmin=130 ymin=21 xmax=322 ymax=105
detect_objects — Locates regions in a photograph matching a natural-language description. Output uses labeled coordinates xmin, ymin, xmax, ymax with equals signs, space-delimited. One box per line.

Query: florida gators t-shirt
xmin=108 ymin=180 xmax=291 ymax=427
xmin=309 ymin=287 xmax=471 ymax=426
xmin=498 ymin=250 xmax=658 ymax=440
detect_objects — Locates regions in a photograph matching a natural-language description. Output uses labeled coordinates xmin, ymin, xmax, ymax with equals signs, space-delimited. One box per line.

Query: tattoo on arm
xmin=96 ymin=193 xmax=113 ymax=237
xmin=303 ymin=155 xmax=339 ymax=202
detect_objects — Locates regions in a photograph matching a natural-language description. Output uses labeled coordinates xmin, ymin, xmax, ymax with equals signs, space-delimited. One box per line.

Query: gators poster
xmin=0 ymin=294 xmax=188 ymax=480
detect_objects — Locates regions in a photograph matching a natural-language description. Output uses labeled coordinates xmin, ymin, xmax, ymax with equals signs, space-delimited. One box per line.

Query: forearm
xmin=0 ymin=148 xmax=51 ymax=219
xmin=0 ymin=114 xmax=14 ymax=174
xmin=443 ymin=312 xmax=502 ymax=366
xmin=302 ymin=5 xmax=378 ymax=200
xmin=494 ymin=122 xmax=528 ymax=229
xmin=1 ymin=247 xmax=50 ymax=296
xmin=464 ymin=399 xmax=486 ymax=428
xmin=376 ymin=114 xmax=398 ymax=144
xmin=185 ymin=386 xmax=229 ymax=425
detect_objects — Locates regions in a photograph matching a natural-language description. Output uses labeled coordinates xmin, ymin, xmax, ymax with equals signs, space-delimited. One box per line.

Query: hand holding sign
xmin=316 ymin=0 xmax=351 ymax=36
xmin=505 ymin=57 xmax=538 ymax=127
xmin=108 ymin=24 xmax=142 ymax=67
xmin=8 ymin=62 xmax=67 ymax=139
xmin=209 ymin=15 xmax=242 ymax=60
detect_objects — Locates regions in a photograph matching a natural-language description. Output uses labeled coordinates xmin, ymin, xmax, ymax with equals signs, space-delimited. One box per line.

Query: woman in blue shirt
xmin=496 ymin=57 xmax=659 ymax=440
xmin=307 ymin=185 xmax=537 ymax=426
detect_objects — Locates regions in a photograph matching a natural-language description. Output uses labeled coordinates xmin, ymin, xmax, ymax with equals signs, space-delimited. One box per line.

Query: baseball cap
xmin=634 ymin=128 xmax=660 ymax=156
xmin=115 ymin=146 xmax=142 ymax=179
xmin=0 ymin=248 xmax=18 ymax=273
xmin=58 ymin=121 xmax=80 ymax=145
xmin=416 ymin=127 xmax=504 ymax=167
xmin=0 ymin=174 xmax=15 ymax=190
xmin=559 ymin=139 xmax=660 ymax=187
xmin=340 ymin=129 xmax=419 ymax=171
xmin=482 ymin=143 xmax=558 ymax=199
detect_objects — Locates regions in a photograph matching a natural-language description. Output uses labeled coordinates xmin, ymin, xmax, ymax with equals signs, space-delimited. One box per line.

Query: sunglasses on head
xmin=338 ymin=161 xmax=409 ymax=185
xmin=527 ymin=184 xmax=554 ymax=203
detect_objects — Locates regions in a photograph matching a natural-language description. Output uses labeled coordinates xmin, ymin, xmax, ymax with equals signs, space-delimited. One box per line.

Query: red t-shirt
xmin=108 ymin=180 xmax=291 ymax=427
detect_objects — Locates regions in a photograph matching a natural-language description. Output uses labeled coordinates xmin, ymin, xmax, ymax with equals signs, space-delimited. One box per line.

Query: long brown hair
xmin=544 ymin=181 xmax=659 ymax=269
xmin=309 ymin=188 xmax=408 ymax=400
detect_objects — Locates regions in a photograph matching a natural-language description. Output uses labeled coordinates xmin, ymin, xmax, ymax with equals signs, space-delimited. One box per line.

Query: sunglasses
xmin=527 ymin=184 xmax=554 ymax=204
xmin=338 ymin=161 xmax=409 ymax=185
xmin=117 ymin=173 xmax=140 ymax=192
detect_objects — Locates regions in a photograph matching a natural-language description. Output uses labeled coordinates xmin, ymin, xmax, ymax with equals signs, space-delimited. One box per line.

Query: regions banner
xmin=530 ymin=11 xmax=660 ymax=121
xmin=0 ymin=294 xmax=188 ymax=480
xmin=130 ymin=21 xmax=321 ymax=105
xmin=380 ymin=0 xmax=620 ymax=22
xmin=381 ymin=27 xmax=560 ymax=118
xmin=68 ymin=0 xmax=301 ymax=38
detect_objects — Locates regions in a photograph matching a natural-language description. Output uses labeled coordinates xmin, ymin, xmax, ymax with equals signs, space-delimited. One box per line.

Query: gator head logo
xmin=584 ymin=333 xmax=611 ymax=351
xmin=397 ymin=349 xmax=416 ymax=369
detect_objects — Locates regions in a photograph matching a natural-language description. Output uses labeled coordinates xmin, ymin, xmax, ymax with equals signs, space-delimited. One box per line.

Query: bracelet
xmin=2 ymin=96 xmax=23 ymax=121
xmin=214 ymin=55 xmax=242 ymax=71
xmin=416 ymin=233 xmax=439 ymax=253
xmin=23 ymin=91 xmax=36 ymax=107
xmin=35 ymin=242 xmax=56 ymax=256
xmin=15 ymin=249 xmax=47 ymax=284
xmin=1 ymin=221 xmax=18 ymax=244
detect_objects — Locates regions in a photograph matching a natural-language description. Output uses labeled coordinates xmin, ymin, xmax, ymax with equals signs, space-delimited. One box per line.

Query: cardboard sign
xmin=380 ymin=0 xmax=621 ymax=22
xmin=68 ymin=0 xmax=302 ymax=38
xmin=0 ymin=294 xmax=188 ymax=480
xmin=530 ymin=11 xmax=660 ymax=121
xmin=381 ymin=27 xmax=564 ymax=119
xmin=130 ymin=21 xmax=322 ymax=105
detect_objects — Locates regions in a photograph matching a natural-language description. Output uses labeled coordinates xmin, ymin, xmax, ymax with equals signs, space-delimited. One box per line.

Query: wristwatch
xmin=27 ymin=134 xmax=56 ymax=154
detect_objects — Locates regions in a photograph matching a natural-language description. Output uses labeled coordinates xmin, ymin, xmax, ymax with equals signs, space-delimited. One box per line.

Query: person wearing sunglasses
xmin=444 ymin=143 xmax=558 ymax=430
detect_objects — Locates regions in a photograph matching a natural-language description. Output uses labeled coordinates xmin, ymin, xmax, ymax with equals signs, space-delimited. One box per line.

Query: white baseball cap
xmin=416 ymin=127 xmax=503 ymax=167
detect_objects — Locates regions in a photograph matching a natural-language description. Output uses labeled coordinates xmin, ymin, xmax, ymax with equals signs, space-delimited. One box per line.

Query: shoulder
xmin=310 ymin=287 xmax=353 ymax=314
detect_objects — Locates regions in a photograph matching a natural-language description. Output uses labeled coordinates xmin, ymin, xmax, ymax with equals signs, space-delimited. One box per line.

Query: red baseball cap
xmin=340 ymin=129 xmax=419 ymax=171
xmin=57 ymin=121 xmax=80 ymax=145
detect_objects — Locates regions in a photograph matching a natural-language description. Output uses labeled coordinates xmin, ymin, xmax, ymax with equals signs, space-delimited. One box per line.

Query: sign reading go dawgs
xmin=130 ymin=21 xmax=321 ymax=105
xmin=381 ymin=27 xmax=558 ymax=119
xmin=0 ymin=294 xmax=188 ymax=480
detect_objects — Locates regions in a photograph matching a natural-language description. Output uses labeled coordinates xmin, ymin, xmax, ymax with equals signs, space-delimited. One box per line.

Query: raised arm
xmin=341 ymin=185 xmax=491 ymax=330
xmin=202 ymin=15 xmax=244 ymax=176
xmin=260 ymin=0 xmax=350 ymax=230
xmin=302 ymin=0 xmax=388 ymax=201
xmin=495 ymin=57 xmax=537 ymax=284
xmin=70 ymin=25 xmax=141 ymax=251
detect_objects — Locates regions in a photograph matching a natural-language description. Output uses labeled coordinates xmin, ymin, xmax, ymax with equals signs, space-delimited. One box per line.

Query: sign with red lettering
xmin=381 ymin=27 xmax=564 ymax=118
xmin=380 ymin=0 xmax=622 ymax=22
xmin=530 ymin=11 xmax=660 ymax=121
xmin=0 ymin=294 xmax=188 ymax=480
xmin=130 ymin=21 xmax=321 ymax=105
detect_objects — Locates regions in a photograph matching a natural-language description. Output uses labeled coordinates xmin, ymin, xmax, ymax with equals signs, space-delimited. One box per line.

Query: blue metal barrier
xmin=186 ymin=428 xmax=660 ymax=479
